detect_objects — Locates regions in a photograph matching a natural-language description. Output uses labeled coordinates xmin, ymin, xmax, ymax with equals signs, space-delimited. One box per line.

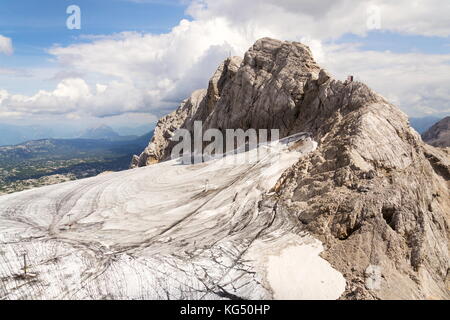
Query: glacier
xmin=0 ymin=135 xmax=346 ymax=300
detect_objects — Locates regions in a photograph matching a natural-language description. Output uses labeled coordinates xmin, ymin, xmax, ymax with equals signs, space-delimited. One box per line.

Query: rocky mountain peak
xmin=131 ymin=37 xmax=450 ymax=299
xmin=132 ymin=38 xmax=322 ymax=166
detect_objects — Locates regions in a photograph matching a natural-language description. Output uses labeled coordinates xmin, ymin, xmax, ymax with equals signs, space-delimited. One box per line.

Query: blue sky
xmin=0 ymin=0 xmax=188 ymax=69
xmin=0 ymin=0 xmax=449 ymax=129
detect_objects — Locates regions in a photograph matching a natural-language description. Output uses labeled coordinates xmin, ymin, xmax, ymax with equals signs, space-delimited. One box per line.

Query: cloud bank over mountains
xmin=1 ymin=0 xmax=450 ymax=123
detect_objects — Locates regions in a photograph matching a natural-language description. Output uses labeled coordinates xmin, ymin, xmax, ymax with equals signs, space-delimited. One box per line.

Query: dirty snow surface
xmin=0 ymin=137 xmax=345 ymax=300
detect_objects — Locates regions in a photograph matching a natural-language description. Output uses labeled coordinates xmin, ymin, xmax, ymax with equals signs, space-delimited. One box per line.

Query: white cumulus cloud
xmin=1 ymin=0 xmax=449 ymax=122
xmin=188 ymin=0 xmax=450 ymax=38
xmin=320 ymin=44 xmax=450 ymax=116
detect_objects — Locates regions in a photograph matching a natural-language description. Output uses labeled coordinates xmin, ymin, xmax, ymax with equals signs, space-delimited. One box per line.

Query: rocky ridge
xmin=133 ymin=38 xmax=449 ymax=299
xmin=422 ymin=116 xmax=450 ymax=148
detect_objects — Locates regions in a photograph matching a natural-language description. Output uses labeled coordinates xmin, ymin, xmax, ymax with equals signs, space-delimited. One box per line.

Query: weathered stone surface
xmin=132 ymin=37 xmax=450 ymax=299
xmin=132 ymin=89 xmax=207 ymax=167
xmin=422 ymin=116 xmax=450 ymax=147
xmin=132 ymin=56 xmax=243 ymax=167
xmin=204 ymin=38 xmax=320 ymax=136
xmin=275 ymin=81 xmax=450 ymax=299
xmin=132 ymin=38 xmax=320 ymax=165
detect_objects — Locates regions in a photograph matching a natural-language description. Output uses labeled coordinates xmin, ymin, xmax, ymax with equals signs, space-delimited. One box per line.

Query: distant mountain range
xmin=0 ymin=131 xmax=153 ymax=194
xmin=0 ymin=116 xmax=441 ymax=147
xmin=115 ymin=124 xmax=154 ymax=137
xmin=409 ymin=116 xmax=443 ymax=134
xmin=0 ymin=124 xmax=55 ymax=146
xmin=0 ymin=123 xmax=155 ymax=146
xmin=78 ymin=124 xmax=119 ymax=140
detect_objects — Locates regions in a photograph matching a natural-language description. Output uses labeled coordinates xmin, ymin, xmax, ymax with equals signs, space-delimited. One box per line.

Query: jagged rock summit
xmin=132 ymin=38 xmax=320 ymax=166
xmin=422 ymin=116 xmax=450 ymax=148
xmin=133 ymin=38 xmax=450 ymax=299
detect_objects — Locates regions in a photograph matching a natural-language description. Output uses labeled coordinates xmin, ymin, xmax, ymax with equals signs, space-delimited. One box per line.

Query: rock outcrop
xmin=132 ymin=56 xmax=243 ymax=167
xmin=132 ymin=89 xmax=208 ymax=167
xmin=132 ymin=38 xmax=450 ymax=299
xmin=422 ymin=116 xmax=450 ymax=148
xmin=132 ymin=38 xmax=320 ymax=165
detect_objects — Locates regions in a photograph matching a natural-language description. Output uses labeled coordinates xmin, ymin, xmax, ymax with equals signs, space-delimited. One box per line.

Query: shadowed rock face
xmin=133 ymin=37 xmax=450 ymax=299
xmin=422 ymin=116 xmax=450 ymax=148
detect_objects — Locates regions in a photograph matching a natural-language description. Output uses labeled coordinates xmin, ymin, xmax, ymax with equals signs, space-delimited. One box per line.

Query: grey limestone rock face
xmin=133 ymin=38 xmax=320 ymax=165
xmin=132 ymin=37 xmax=449 ymax=299
xmin=132 ymin=89 xmax=207 ymax=167
xmin=276 ymin=81 xmax=450 ymax=299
